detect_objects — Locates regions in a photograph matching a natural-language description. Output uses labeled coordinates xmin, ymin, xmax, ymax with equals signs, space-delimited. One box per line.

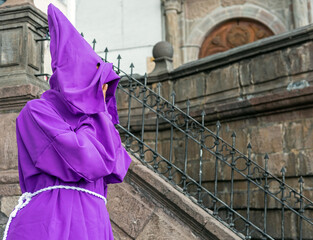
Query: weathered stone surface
xmin=288 ymin=42 xmax=313 ymax=74
xmin=303 ymin=119 xmax=313 ymax=149
xmin=111 ymin=221 xmax=132 ymax=240
xmin=298 ymin=150 xmax=313 ymax=175
xmin=185 ymin=0 xmax=218 ymax=19
xmin=0 ymin=196 xmax=19 ymax=217
xmin=0 ymin=184 xmax=21 ymax=196
xmin=0 ymin=224 xmax=4 ymax=240
xmin=119 ymin=156 xmax=241 ymax=239
xmin=250 ymin=125 xmax=283 ymax=154
xmin=0 ymin=113 xmax=19 ymax=170
xmin=0 ymin=212 xmax=8 ymax=225
xmin=284 ymin=121 xmax=303 ymax=150
xmin=0 ymin=28 xmax=22 ymax=66
xmin=137 ymin=209 xmax=200 ymax=240
xmin=205 ymin=64 xmax=240 ymax=96
xmin=0 ymin=170 xmax=19 ymax=184
xmin=107 ymin=183 xmax=154 ymax=238
xmin=174 ymin=73 xmax=206 ymax=102
xmin=250 ymin=51 xmax=289 ymax=84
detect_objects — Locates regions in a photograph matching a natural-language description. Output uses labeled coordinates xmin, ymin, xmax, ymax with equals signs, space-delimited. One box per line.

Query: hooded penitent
xmin=6 ymin=4 xmax=131 ymax=239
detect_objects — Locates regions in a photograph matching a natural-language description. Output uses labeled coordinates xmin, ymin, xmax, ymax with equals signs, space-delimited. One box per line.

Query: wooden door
xmin=199 ymin=19 xmax=274 ymax=58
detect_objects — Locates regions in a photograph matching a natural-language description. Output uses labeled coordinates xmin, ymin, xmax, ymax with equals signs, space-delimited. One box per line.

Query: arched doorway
xmin=199 ymin=18 xmax=274 ymax=58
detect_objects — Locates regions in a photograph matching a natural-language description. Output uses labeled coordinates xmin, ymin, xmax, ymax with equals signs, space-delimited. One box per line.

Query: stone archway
xmin=184 ymin=4 xmax=287 ymax=62
xmin=199 ymin=18 xmax=274 ymax=58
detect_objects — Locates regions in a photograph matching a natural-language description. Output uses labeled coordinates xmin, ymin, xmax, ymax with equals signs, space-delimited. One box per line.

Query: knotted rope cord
xmin=2 ymin=185 xmax=107 ymax=240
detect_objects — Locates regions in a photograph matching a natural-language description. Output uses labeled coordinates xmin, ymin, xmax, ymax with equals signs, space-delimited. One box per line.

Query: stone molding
xmin=0 ymin=84 xmax=48 ymax=111
xmin=183 ymin=4 xmax=287 ymax=62
xmin=161 ymin=0 xmax=183 ymax=13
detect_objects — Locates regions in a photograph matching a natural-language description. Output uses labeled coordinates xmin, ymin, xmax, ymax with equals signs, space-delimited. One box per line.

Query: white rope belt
xmin=2 ymin=185 xmax=107 ymax=240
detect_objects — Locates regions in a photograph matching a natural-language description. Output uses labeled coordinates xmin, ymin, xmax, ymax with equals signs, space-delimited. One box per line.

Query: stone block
xmin=284 ymin=121 xmax=303 ymax=150
xmin=0 ymin=170 xmax=19 ymax=184
xmin=298 ymin=150 xmax=313 ymax=176
xmin=0 ymin=196 xmax=19 ymax=217
xmin=0 ymin=113 xmax=19 ymax=170
xmin=287 ymin=42 xmax=313 ymax=75
xmin=0 ymin=28 xmax=22 ymax=67
xmin=106 ymin=183 xmax=154 ymax=238
xmin=130 ymin=164 xmax=174 ymax=197
xmin=0 ymin=224 xmax=5 ymax=240
xmin=250 ymin=124 xmax=283 ymax=154
xmin=303 ymin=119 xmax=313 ymax=149
xmin=0 ymin=211 xmax=8 ymax=225
xmin=137 ymin=210 xmax=201 ymax=240
xmin=205 ymin=64 xmax=240 ymax=96
xmin=185 ymin=0 xmax=219 ymax=19
xmin=239 ymin=59 xmax=252 ymax=87
xmin=250 ymin=51 xmax=288 ymax=84
xmin=111 ymin=221 xmax=132 ymax=240
xmin=174 ymin=73 xmax=206 ymax=102
xmin=0 ymin=183 xmax=21 ymax=196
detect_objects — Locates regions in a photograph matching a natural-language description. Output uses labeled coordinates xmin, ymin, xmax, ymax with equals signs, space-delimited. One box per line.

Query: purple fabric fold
xmin=8 ymin=3 xmax=132 ymax=239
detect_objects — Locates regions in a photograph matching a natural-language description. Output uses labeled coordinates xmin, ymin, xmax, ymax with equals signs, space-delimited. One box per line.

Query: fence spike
xmin=144 ymin=73 xmax=147 ymax=86
xmin=299 ymin=176 xmax=304 ymax=183
xmin=201 ymin=110 xmax=205 ymax=126
xmin=157 ymin=82 xmax=161 ymax=95
xmin=231 ymin=131 xmax=236 ymax=148
xmin=92 ymin=38 xmax=97 ymax=51
xmin=247 ymin=143 xmax=252 ymax=149
xmin=171 ymin=90 xmax=176 ymax=105
xmin=117 ymin=54 xmax=122 ymax=74
xmin=104 ymin=48 xmax=108 ymax=62
xmin=186 ymin=99 xmax=190 ymax=115
xmin=281 ymin=167 xmax=286 ymax=174
xmin=130 ymin=63 xmax=135 ymax=76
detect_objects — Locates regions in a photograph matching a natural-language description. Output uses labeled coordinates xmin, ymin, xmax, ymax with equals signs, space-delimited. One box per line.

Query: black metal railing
xmin=111 ymin=62 xmax=313 ymax=240
xmin=34 ymin=29 xmax=313 ymax=239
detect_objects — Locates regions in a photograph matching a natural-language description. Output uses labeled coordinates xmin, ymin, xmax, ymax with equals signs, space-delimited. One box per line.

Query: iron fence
xmin=35 ymin=30 xmax=313 ymax=239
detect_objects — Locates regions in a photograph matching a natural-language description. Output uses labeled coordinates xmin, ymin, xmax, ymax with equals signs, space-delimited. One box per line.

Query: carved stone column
xmin=293 ymin=0 xmax=309 ymax=28
xmin=162 ymin=0 xmax=183 ymax=68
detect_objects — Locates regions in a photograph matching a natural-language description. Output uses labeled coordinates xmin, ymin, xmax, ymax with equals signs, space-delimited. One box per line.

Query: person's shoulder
xmin=18 ymin=99 xmax=53 ymax=120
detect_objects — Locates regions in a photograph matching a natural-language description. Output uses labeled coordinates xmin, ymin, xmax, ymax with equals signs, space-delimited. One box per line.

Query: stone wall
xmin=117 ymin=25 xmax=313 ymax=239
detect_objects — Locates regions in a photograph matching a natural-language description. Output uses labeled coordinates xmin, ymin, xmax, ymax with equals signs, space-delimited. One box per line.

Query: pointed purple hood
xmin=46 ymin=3 xmax=120 ymax=124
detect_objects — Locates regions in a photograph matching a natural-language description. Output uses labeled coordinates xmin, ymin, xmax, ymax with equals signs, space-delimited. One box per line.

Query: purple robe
xmin=6 ymin=4 xmax=131 ymax=239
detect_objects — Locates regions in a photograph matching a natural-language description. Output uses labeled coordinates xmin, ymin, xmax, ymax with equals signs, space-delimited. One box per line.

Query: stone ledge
xmin=0 ymin=3 xmax=47 ymax=26
xmin=0 ymin=170 xmax=19 ymax=184
xmin=125 ymin=154 xmax=241 ymax=239
xmin=0 ymin=83 xmax=48 ymax=111
xmin=197 ymin=85 xmax=313 ymax=124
